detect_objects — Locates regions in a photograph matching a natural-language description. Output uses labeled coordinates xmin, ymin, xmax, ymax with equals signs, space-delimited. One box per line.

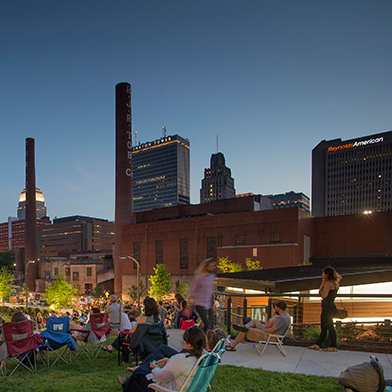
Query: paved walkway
xmin=168 ymin=329 xmax=392 ymax=379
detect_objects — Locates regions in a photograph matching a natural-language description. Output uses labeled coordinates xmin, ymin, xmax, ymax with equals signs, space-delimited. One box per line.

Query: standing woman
xmin=188 ymin=258 xmax=216 ymax=332
xmin=308 ymin=266 xmax=342 ymax=352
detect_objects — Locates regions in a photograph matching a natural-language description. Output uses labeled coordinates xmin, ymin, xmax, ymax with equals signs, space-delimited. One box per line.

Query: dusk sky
xmin=1 ymin=1 xmax=391 ymax=223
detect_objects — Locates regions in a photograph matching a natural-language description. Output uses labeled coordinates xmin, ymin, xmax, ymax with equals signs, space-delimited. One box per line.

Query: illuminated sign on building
xmin=328 ymin=137 xmax=384 ymax=152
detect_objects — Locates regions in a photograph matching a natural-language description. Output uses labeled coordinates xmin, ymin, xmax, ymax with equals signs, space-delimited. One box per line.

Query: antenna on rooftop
xmin=216 ymin=135 xmax=218 ymax=153
xmin=162 ymin=126 xmax=167 ymax=137
xmin=134 ymin=131 xmax=138 ymax=145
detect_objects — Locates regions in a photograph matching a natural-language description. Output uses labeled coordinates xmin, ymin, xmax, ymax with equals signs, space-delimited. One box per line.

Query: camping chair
xmin=149 ymin=348 xmax=225 ymax=392
xmin=40 ymin=316 xmax=77 ymax=367
xmin=254 ymin=325 xmax=290 ymax=357
xmin=211 ymin=335 xmax=230 ymax=352
xmin=88 ymin=313 xmax=112 ymax=359
xmin=1 ymin=320 xmax=43 ymax=376
xmin=119 ymin=321 xmax=168 ymax=366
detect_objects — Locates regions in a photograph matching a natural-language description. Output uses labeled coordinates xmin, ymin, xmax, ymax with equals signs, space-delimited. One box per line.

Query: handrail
xmin=214 ymin=291 xmax=392 ymax=298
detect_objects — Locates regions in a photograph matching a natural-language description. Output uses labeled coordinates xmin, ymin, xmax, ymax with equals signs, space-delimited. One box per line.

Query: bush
xmin=339 ymin=322 xmax=367 ymax=340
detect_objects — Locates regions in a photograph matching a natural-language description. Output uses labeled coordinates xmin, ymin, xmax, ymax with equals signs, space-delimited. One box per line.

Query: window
xmin=180 ymin=239 xmax=188 ymax=269
xmin=87 ymin=267 xmax=92 ymax=276
xmin=65 ymin=267 xmax=70 ymax=276
xmin=44 ymin=270 xmax=50 ymax=279
xmin=134 ymin=242 xmax=141 ymax=270
xmin=156 ymin=241 xmax=163 ymax=264
xmin=269 ymin=233 xmax=281 ymax=243
xmin=207 ymin=237 xmax=216 ymax=259
xmin=73 ymin=271 xmax=79 ymax=281
xmin=235 ymin=235 xmax=246 ymax=245
xmin=54 ymin=267 xmax=59 ymax=276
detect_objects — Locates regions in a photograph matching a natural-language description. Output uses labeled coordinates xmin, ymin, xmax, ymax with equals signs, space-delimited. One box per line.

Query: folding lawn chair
xmin=1 ymin=320 xmax=43 ymax=376
xmin=39 ymin=316 xmax=77 ymax=367
xmin=254 ymin=324 xmax=290 ymax=357
xmin=88 ymin=313 xmax=112 ymax=359
xmin=211 ymin=335 xmax=230 ymax=352
xmin=149 ymin=348 xmax=225 ymax=392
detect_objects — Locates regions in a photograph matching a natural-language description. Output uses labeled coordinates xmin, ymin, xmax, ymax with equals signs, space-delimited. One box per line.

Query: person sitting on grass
xmin=118 ymin=326 xmax=207 ymax=392
xmin=226 ymin=300 xmax=290 ymax=351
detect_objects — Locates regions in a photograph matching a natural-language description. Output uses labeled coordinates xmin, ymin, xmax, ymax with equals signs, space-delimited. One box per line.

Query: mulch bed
xmin=285 ymin=338 xmax=392 ymax=354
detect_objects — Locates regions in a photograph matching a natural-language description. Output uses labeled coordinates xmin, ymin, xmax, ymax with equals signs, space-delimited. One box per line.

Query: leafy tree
xmin=174 ymin=279 xmax=188 ymax=298
xmin=0 ymin=267 xmax=14 ymax=305
xmin=245 ymin=258 xmax=262 ymax=271
xmin=148 ymin=264 xmax=172 ymax=300
xmin=91 ymin=285 xmax=103 ymax=298
xmin=44 ymin=274 xmax=76 ymax=310
xmin=0 ymin=250 xmax=15 ymax=271
xmin=127 ymin=280 xmax=147 ymax=303
xmin=217 ymin=256 xmax=243 ymax=273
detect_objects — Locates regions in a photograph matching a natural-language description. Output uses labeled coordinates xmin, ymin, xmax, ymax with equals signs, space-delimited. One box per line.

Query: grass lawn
xmin=1 ymin=349 xmax=342 ymax=392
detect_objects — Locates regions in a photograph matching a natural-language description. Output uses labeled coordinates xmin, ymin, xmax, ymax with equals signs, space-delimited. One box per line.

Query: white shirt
xmin=121 ymin=312 xmax=132 ymax=330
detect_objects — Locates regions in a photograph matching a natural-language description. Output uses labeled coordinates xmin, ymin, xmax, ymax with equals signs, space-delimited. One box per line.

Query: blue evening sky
xmin=1 ymin=1 xmax=391 ymax=223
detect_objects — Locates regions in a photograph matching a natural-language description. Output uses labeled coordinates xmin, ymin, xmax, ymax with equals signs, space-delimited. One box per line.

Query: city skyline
xmin=1 ymin=1 xmax=391 ymax=223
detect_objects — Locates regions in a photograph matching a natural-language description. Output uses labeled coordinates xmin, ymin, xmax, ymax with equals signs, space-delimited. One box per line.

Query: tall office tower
xmin=17 ymin=187 xmax=47 ymax=220
xmin=200 ymin=152 xmax=235 ymax=203
xmin=312 ymin=130 xmax=392 ymax=217
xmin=132 ymin=134 xmax=190 ymax=212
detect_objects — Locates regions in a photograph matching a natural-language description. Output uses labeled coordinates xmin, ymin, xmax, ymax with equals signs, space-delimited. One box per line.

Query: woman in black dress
xmin=308 ymin=266 xmax=341 ymax=352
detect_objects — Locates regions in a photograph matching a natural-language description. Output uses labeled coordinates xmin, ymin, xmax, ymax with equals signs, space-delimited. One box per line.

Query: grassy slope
xmin=1 ymin=351 xmax=341 ymax=392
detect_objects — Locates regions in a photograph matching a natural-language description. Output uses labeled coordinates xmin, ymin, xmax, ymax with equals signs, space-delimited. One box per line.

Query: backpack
xmin=338 ymin=356 xmax=389 ymax=392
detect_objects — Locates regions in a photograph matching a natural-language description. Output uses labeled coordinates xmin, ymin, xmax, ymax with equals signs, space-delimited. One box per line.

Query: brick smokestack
xmin=25 ymin=137 xmax=39 ymax=291
xmin=114 ymin=82 xmax=135 ymax=294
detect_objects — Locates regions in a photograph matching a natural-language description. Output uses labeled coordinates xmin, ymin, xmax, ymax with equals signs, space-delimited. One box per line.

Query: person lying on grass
xmin=118 ymin=326 xmax=207 ymax=392
xmin=226 ymin=300 xmax=290 ymax=351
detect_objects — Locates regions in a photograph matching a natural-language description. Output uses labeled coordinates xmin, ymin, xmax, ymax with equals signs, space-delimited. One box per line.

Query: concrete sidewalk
xmin=167 ymin=329 xmax=392 ymax=379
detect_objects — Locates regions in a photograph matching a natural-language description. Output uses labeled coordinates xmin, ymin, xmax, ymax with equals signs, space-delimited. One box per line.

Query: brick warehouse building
xmin=117 ymin=195 xmax=392 ymax=293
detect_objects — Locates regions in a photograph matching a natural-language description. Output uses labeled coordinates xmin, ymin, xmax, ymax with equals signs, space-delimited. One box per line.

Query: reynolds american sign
xmin=328 ymin=136 xmax=384 ymax=152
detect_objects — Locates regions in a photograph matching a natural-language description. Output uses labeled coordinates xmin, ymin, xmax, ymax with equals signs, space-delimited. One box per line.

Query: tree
xmin=91 ymin=285 xmax=104 ymax=298
xmin=0 ymin=267 xmax=14 ymax=305
xmin=245 ymin=258 xmax=262 ymax=271
xmin=148 ymin=264 xmax=172 ymax=300
xmin=174 ymin=279 xmax=188 ymax=298
xmin=127 ymin=280 xmax=147 ymax=303
xmin=217 ymin=256 xmax=243 ymax=273
xmin=0 ymin=250 xmax=15 ymax=271
xmin=44 ymin=274 xmax=76 ymax=310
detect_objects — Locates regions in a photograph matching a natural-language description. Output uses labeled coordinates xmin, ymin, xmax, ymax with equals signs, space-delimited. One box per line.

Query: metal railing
xmin=214 ymin=291 xmax=392 ymax=344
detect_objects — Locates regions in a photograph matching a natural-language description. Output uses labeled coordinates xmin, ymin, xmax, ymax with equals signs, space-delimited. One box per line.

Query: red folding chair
xmin=88 ymin=313 xmax=112 ymax=358
xmin=1 ymin=320 xmax=43 ymax=376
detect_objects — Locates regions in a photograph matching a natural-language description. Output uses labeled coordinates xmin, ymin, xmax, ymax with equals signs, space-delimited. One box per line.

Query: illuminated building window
xmin=73 ymin=271 xmax=79 ymax=281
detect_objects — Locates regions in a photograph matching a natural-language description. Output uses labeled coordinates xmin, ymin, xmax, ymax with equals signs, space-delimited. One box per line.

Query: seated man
xmin=226 ymin=300 xmax=290 ymax=351
xmin=106 ymin=295 xmax=121 ymax=329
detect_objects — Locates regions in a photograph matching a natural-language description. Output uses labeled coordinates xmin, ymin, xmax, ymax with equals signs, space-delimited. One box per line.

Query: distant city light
xmin=364 ymin=211 xmax=373 ymax=214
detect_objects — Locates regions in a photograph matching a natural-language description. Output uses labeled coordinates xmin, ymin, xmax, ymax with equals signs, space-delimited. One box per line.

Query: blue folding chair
xmin=149 ymin=348 xmax=225 ymax=392
xmin=40 ymin=316 xmax=77 ymax=367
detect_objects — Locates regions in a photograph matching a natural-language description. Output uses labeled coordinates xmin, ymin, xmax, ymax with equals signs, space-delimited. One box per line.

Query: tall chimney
xmin=114 ymin=82 xmax=135 ymax=294
xmin=25 ymin=137 xmax=39 ymax=291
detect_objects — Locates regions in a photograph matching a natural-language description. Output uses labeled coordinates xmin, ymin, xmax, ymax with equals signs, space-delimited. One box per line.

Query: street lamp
xmin=119 ymin=255 xmax=140 ymax=309
xmin=25 ymin=260 xmax=35 ymax=308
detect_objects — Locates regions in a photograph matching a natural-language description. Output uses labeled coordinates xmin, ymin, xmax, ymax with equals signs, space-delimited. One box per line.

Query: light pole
xmin=119 ymin=255 xmax=140 ymax=310
xmin=25 ymin=260 xmax=35 ymax=308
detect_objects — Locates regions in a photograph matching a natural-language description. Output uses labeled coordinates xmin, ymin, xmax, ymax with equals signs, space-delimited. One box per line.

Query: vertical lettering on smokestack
xmin=25 ymin=138 xmax=39 ymax=291
xmin=114 ymin=82 xmax=135 ymax=294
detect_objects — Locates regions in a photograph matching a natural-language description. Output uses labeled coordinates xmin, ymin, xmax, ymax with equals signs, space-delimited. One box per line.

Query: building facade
xmin=265 ymin=191 xmax=310 ymax=213
xmin=312 ymin=130 xmax=392 ymax=217
xmin=200 ymin=152 xmax=235 ymax=203
xmin=39 ymin=216 xmax=115 ymax=258
xmin=17 ymin=187 xmax=47 ymax=220
xmin=132 ymin=135 xmax=190 ymax=212
xmin=0 ymin=218 xmax=50 ymax=252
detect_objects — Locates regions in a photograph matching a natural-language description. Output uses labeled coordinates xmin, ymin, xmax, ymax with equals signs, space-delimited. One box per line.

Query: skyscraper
xmin=17 ymin=187 xmax=47 ymax=220
xmin=200 ymin=152 xmax=235 ymax=203
xmin=132 ymin=134 xmax=190 ymax=212
xmin=312 ymin=130 xmax=392 ymax=217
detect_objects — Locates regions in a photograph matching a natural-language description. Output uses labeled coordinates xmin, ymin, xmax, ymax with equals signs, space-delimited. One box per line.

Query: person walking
xmin=308 ymin=266 xmax=342 ymax=352
xmin=188 ymin=258 xmax=216 ymax=332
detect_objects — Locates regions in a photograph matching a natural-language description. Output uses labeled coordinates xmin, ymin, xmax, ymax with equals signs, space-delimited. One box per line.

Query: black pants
xmin=195 ymin=305 xmax=211 ymax=333
xmin=122 ymin=345 xmax=178 ymax=392
xmin=316 ymin=311 xmax=337 ymax=348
